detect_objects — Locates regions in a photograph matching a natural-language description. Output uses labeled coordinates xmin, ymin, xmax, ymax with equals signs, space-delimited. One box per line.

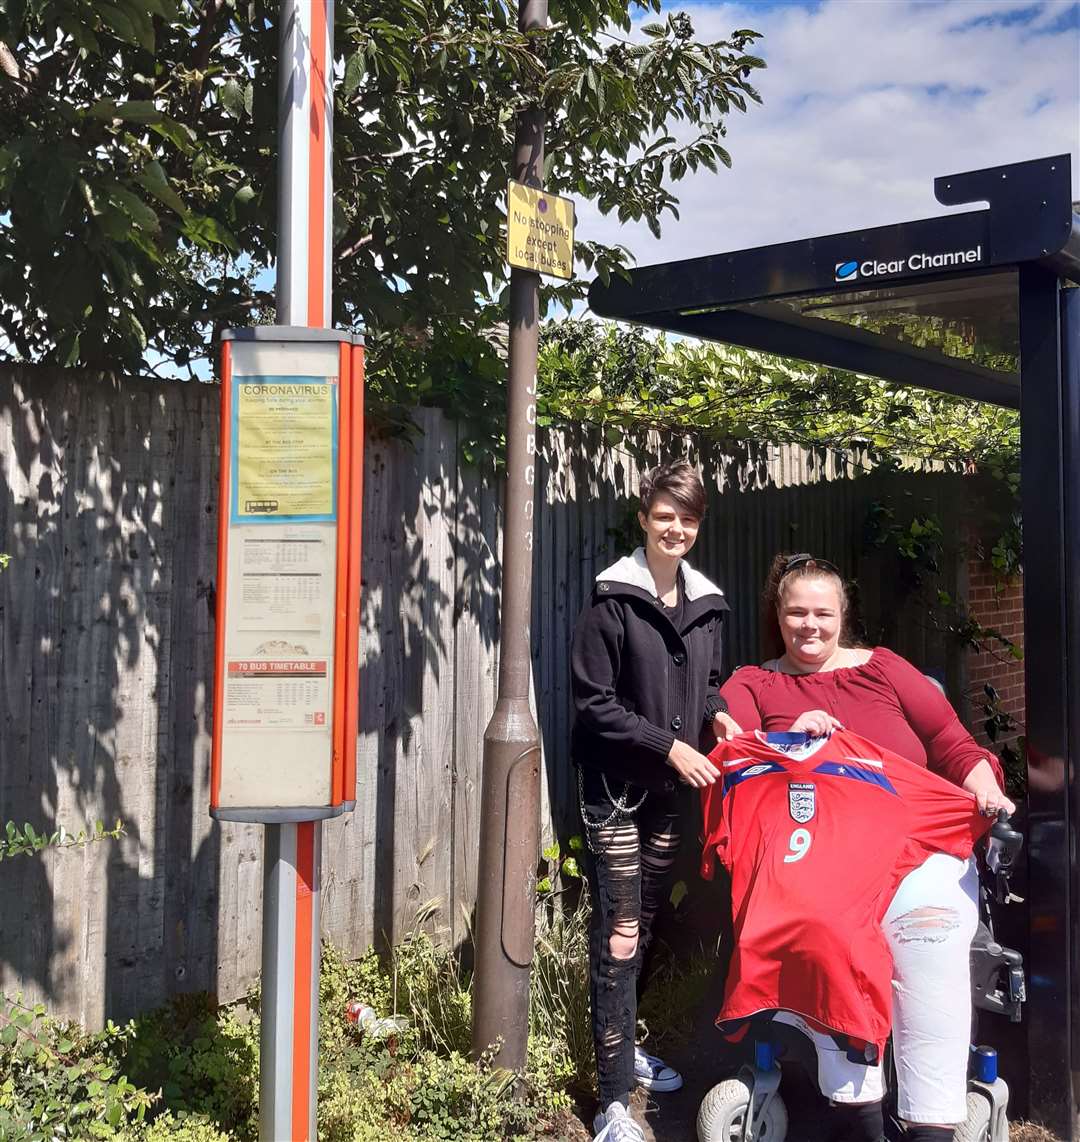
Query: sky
xmin=576 ymin=0 xmax=1080 ymax=274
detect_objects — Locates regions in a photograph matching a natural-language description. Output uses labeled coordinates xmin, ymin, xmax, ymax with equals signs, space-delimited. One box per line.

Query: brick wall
xmin=964 ymin=558 xmax=1026 ymax=753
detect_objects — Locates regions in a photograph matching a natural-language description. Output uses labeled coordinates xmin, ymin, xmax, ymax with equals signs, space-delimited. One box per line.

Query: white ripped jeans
xmin=778 ymin=853 xmax=980 ymax=1125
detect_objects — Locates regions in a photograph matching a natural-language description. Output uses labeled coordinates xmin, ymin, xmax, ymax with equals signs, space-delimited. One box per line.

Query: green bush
xmin=0 ymin=871 xmax=659 ymax=1142
xmin=317 ymin=926 xmax=568 ymax=1141
xmin=318 ymin=1049 xmax=560 ymax=1142
xmin=318 ymin=1063 xmax=413 ymax=1141
xmin=120 ymin=1110 xmax=232 ymax=1142
xmin=121 ymin=993 xmax=259 ymax=1140
xmin=0 ymin=998 xmax=153 ymax=1140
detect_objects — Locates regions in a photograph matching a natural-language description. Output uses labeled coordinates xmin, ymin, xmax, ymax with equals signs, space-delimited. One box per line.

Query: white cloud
xmin=576 ymin=0 xmax=1080 ymax=272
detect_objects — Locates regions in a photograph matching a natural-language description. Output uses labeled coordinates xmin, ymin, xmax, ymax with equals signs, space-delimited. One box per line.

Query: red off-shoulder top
xmin=719 ymin=646 xmax=1003 ymax=789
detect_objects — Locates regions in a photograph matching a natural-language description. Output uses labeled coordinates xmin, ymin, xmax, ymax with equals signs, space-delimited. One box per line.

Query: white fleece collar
xmin=595 ymin=547 xmax=725 ymax=602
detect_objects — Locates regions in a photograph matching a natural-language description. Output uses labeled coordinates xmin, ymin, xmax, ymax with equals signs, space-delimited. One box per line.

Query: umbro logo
xmin=740 ymin=764 xmax=774 ymax=777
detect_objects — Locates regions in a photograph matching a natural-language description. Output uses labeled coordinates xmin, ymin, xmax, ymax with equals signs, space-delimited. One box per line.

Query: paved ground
xmin=552 ymin=881 xmax=1062 ymax=1141
xmin=559 ymin=1034 xmax=1065 ymax=1142
xmin=558 ymin=986 xmax=750 ymax=1142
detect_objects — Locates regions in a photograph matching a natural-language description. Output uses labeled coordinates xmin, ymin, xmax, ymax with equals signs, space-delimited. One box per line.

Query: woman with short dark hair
xmin=571 ymin=460 xmax=738 ymax=1142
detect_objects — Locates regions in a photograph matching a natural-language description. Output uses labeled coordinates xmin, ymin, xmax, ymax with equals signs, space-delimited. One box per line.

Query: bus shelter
xmin=589 ymin=154 xmax=1080 ymax=1137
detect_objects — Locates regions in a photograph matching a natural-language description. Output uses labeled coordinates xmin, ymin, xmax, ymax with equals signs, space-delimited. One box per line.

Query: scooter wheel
xmin=697 ymin=1076 xmax=788 ymax=1142
xmin=952 ymin=1090 xmax=998 ymax=1142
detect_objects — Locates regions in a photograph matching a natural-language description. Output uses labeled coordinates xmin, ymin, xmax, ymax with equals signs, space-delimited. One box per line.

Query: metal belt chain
xmin=578 ymin=767 xmax=648 ymax=853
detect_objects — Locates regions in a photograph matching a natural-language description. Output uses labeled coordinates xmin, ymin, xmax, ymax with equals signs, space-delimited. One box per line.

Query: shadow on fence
xmin=0 ymin=368 xmax=221 ymax=1025
xmin=0 ymin=370 xmax=977 ymax=1023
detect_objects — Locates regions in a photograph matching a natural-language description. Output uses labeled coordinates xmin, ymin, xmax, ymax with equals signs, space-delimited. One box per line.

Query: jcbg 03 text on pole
xmin=212 ymin=328 xmax=364 ymax=823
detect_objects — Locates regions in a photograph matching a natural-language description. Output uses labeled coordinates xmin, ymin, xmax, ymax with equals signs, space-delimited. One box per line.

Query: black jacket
xmin=570 ymin=548 xmax=729 ymax=792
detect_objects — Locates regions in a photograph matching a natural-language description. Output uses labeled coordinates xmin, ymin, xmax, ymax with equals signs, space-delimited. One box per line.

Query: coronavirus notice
xmin=233 ymin=375 xmax=337 ymax=523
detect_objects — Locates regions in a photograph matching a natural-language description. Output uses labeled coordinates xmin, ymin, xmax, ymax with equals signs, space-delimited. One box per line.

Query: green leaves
xmin=183 ymin=214 xmax=240 ymax=254
xmin=107 ymin=182 xmax=161 ymax=234
xmin=0 ymin=993 xmax=153 ymax=1139
xmin=343 ymin=51 xmax=367 ymax=95
xmin=86 ymin=99 xmax=163 ymax=124
xmin=0 ymin=818 xmax=124 ymax=861
xmin=0 ymin=0 xmax=764 ymax=385
xmin=135 ymin=160 xmax=186 ymax=216
xmin=0 ymin=2 xmax=271 ymax=370
xmin=539 ymin=319 xmax=1021 ymax=485
xmin=536 ymin=835 xmax=584 ymax=901
xmin=217 ymin=79 xmax=253 ymax=119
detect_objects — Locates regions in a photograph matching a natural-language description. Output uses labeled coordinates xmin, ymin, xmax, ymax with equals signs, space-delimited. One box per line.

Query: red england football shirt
xmin=701 ymin=729 xmax=991 ymax=1056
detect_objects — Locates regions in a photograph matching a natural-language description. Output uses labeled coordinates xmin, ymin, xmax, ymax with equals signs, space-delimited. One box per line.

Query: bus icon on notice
xmin=834 ymin=260 xmax=859 ymax=282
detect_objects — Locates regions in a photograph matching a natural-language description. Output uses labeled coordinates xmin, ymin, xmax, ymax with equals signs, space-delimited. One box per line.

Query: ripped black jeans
xmin=580 ymin=767 xmax=685 ymax=1108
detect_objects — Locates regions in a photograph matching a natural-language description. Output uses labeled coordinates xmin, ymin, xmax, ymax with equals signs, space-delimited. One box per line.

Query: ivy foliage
xmin=538 ymin=319 xmax=1020 ymax=475
xmin=863 ymin=504 xmax=1026 ymax=797
xmin=544 ymin=311 xmax=1028 ymax=592
xmin=0 ymin=1 xmax=763 ymax=386
xmin=538 ymin=318 xmax=1022 ymax=560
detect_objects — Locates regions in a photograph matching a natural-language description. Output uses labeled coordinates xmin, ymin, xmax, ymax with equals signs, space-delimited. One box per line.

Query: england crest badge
xmin=788 ymin=782 xmax=816 ymax=823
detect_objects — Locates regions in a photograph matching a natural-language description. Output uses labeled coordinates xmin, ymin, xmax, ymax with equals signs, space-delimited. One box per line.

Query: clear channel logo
xmin=834 ymin=245 xmax=983 ymax=283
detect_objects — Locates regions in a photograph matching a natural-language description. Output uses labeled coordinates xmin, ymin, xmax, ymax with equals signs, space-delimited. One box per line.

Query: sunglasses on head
xmin=783 ymin=553 xmax=842 ymax=576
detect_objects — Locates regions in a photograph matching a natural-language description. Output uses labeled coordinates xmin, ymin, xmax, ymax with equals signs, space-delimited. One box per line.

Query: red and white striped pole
xmin=277 ymin=0 xmax=333 ymax=328
xmin=260 ymin=4 xmax=334 ymax=1139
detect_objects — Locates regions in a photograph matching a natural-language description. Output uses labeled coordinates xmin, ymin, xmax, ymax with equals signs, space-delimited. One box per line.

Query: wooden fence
xmin=0 ymin=367 xmax=972 ymax=1026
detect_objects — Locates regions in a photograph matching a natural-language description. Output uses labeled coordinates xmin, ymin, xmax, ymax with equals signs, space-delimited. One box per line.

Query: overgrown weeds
xmin=637 ymin=939 xmax=720 ymax=1054
xmin=530 ymin=880 xmax=593 ymax=1092
xmin=312 ymin=886 xmax=588 ymax=1141
xmin=0 ymin=885 xmax=595 ymax=1140
xmin=0 ymin=836 xmax=724 ymax=1141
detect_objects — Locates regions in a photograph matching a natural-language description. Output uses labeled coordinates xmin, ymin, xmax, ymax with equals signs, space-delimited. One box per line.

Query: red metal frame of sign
xmin=210 ymin=329 xmax=364 ymax=821
xmin=343 ymin=343 xmax=365 ymax=808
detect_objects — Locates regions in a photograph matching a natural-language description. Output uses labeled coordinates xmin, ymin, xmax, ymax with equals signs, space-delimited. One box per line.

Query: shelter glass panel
xmin=727 ymin=270 xmax=1022 ymax=385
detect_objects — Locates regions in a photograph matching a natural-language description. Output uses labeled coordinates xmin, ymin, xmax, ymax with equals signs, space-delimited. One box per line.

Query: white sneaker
xmin=633 ymin=1044 xmax=683 ymax=1092
xmin=591 ymin=1101 xmax=647 ymax=1142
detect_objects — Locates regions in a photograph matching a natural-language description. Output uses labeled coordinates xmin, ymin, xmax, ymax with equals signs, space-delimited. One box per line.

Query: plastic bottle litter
xmin=345 ymin=1002 xmax=409 ymax=1040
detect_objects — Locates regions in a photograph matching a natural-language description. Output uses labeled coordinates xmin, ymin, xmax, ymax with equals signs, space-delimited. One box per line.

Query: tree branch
xmin=0 ymin=40 xmax=25 ymax=85
xmin=188 ymin=0 xmax=227 ymax=115
xmin=336 ymin=232 xmax=373 ymax=261
xmin=191 ymin=0 xmax=226 ymax=73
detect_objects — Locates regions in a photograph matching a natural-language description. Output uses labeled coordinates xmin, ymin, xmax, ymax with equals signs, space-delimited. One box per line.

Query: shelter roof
xmin=589 ymin=155 xmax=1080 ymax=409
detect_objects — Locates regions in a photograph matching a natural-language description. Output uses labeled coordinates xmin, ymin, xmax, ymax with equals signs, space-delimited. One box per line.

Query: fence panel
xmin=0 ymin=369 xmax=972 ymax=1021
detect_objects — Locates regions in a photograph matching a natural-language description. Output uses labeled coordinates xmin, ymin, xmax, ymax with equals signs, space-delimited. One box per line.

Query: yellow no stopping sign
xmin=506 ymin=180 xmax=575 ymax=280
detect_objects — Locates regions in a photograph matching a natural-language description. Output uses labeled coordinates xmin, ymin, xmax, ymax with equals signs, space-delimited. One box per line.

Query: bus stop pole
xmin=259 ymin=3 xmax=334 ymax=1139
xmin=471 ymin=0 xmax=548 ymax=1074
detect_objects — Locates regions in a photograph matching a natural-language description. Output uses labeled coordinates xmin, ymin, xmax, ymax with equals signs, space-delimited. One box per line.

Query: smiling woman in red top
xmin=721 ymin=555 xmax=1009 ymax=807
xmin=718 ymin=553 xmax=1013 ymax=1142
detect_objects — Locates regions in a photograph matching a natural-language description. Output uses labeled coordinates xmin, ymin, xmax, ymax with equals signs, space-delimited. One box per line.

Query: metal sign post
xmin=471 ymin=0 xmax=550 ymax=1073
xmin=210 ymin=5 xmax=365 ymax=1140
